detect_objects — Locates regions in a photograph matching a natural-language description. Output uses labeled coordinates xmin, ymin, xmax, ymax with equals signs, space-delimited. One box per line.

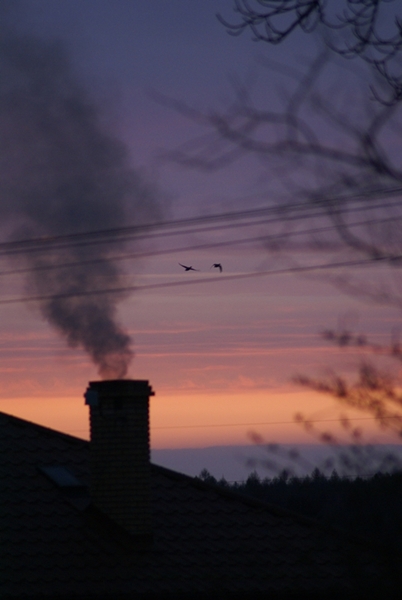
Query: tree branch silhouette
xmin=218 ymin=0 xmax=402 ymax=102
xmin=162 ymin=49 xmax=402 ymax=303
xmin=160 ymin=1 xmax=402 ymax=475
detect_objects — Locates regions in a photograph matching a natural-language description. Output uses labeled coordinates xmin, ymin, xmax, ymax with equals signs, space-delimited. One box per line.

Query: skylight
xmin=39 ymin=465 xmax=84 ymax=488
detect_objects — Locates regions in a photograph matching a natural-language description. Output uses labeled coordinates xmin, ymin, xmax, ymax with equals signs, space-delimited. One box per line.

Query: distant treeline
xmin=198 ymin=468 xmax=402 ymax=549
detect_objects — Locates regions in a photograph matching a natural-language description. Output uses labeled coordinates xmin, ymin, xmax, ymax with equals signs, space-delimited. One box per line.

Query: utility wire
xmin=0 ymin=207 xmax=329 ymax=257
xmin=152 ymin=416 xmax=391 ymax=430
xmin=0 ymin=188 xmax=401 ymax=255
xmin=0 ymin=253 xmax=396 ymax=306
xmin=68 ymin=415 xmax=397 ymax=433
xmin=0 ymin=213 xmax=398 ymax=277
xmin=0 ymin=209 xmax=401 ymax=275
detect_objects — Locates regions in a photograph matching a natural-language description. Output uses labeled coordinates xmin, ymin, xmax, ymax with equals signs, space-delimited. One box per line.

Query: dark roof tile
xmin=0 ymin=410 xmax=395 ymax=598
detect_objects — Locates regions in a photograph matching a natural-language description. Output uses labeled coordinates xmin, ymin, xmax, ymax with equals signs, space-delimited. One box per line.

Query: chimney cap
xmin=86 ymin=379 xmax=154 ymax=398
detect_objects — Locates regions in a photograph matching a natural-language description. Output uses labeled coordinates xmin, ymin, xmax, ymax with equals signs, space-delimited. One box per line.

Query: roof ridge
xmin=0 ymin=410 xmax=88 ymax=446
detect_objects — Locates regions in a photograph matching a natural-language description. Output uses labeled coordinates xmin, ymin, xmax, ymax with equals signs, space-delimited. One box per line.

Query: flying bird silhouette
xmin=179 ymin=263 xmax=198 ymax=271
xmin=211 ymin=263 xmax=223 ymax=272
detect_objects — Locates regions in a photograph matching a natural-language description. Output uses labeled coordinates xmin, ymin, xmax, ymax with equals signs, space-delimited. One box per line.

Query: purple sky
xmin=0 ymin=1 xmax=400 ymax=463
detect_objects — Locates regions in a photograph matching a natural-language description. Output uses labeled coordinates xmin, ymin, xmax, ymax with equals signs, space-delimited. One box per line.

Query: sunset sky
xmin=1 ymin=0 xmax=400 ymax=457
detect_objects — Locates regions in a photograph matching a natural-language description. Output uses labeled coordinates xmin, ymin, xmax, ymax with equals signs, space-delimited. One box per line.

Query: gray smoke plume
xmin=0 ymin=24 xmax=160 ymax=378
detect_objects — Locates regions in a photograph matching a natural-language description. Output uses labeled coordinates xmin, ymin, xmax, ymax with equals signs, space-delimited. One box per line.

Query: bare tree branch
xmin=218 ymin=0 xmax=402 ymax=102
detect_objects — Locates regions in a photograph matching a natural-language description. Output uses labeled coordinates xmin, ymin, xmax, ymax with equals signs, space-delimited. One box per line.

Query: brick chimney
xmin=84 ymin=379 xmax=154 ymax=539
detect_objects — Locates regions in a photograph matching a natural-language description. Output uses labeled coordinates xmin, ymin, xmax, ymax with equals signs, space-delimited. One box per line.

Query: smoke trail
xmin=0 ymin=24 xmax=160 ymax=378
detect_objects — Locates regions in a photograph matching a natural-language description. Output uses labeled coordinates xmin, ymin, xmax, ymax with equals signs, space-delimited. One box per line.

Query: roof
xmin=0 ymin=410 xmax=397 ymax=599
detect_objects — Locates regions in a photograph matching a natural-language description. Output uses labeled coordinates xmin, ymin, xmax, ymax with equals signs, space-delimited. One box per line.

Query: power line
xmin=0 ymin=253 xmax=396 ymax=306
xmin=0 ymin=213 xmax=397 ymax=277
xmin=0 ymin=207 xmax=337 ymax=256
xmin=153 ymin=416 xmax=389 ymax=430
xmin=0 ymin=210 xmax=401 ymax=277
xmin=0 ymin=202 xmax=322 ymax=254
xmin=0 ymin=188 xmax=401 ymax=256
xmin=68 ymin=415 xmax=395 ymax=433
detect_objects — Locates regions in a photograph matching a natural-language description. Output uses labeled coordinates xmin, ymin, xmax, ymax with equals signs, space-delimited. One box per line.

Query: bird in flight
xmin=179 ymin=263 xmax=198 ymax=271
xmin=211 ymin=263 xmax=223 ymax=272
